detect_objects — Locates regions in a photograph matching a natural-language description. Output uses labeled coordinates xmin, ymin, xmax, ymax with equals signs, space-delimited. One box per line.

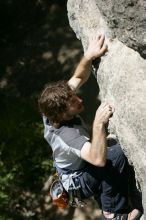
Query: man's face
xmin=62 ymin=94 xmax=84 ymax=120
xmin=68 ymin=94 xmax=84 ymax=113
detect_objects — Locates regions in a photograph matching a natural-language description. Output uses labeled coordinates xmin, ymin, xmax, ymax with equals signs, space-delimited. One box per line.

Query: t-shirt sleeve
xmin=56 ymin=126 xmax=90 ymax=157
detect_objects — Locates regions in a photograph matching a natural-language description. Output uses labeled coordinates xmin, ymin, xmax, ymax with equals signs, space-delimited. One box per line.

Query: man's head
xmin=38 ymin=80 xmax=84 ymax=123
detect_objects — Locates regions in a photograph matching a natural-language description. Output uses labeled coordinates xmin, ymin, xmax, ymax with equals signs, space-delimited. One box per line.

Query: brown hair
xmin=38 ymin=80 xmax=73 ymax=122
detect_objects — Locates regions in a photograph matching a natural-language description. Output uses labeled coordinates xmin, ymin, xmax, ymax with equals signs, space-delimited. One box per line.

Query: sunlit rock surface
xmin=67 ymin=0 xmax=146 ymax=215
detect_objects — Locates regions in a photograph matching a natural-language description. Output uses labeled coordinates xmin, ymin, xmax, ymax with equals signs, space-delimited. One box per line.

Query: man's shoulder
xmin=56 ymin=124 xmax=79 ymax=141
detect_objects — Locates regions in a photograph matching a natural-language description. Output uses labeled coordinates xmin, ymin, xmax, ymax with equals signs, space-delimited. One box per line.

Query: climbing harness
xmin=67 ymin=172 xmax=86 ymax=208
xmin=50 ymin=164 xmax=86 ymax=208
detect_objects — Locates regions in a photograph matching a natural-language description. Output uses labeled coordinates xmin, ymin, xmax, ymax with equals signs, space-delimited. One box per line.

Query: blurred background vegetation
xmin=0 ymin=0 xmax=99 ymax=219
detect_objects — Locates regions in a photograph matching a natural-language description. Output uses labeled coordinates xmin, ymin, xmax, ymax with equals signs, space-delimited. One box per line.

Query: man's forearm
xmin=89 ymin=103 xmax=114 ymax=166
xmin=68 ymin=56 xmax=92 ymax=91
xmin=90 ymin=123 xmax=107 ymax=166
xmin=74 ymin=56 xmax=92 ymax=84
xmin=68 ymin=34 xmax=107 ymax=91
xmin=81 ymin=103 xmax=114 ymax=166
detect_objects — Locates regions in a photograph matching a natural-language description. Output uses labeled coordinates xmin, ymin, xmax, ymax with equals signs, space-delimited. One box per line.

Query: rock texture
xmin=67 ymin=0 xmax=146 ymax=216
xmin=94 ymin=0 xmax=146 ymax=59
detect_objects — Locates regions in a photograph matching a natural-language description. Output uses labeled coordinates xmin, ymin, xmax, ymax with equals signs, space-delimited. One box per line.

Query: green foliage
xmin=0 ymin=96 xmax=53 ymax=218
xmin=0 ymin=0 xmax=81 ymax=219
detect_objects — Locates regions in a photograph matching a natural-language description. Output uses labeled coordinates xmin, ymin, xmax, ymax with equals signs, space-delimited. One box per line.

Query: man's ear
xmin=59 ymin=112 xmax=66 ymax=121
xmin=60 ymin=111 xmax=72 ymax=121
xmin=60 ymin=112 xmax=67 ymax=120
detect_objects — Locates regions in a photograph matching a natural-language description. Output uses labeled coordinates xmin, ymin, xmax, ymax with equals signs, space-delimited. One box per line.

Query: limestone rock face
xmin=94 ymin=0 xmax=146 ymax=59
xmin=67 ymin=0 xmax=146 ymax=214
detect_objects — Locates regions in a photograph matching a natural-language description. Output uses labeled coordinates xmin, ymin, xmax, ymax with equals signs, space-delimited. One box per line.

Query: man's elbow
xmin=93 ymin=159 xmax=106 ymax=167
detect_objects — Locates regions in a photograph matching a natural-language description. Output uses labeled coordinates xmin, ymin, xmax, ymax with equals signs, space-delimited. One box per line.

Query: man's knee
xmin=107 ymin=143 xmax=128 ymax=174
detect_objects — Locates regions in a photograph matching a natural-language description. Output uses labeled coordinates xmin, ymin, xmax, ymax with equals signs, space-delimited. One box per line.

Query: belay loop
xmin=67 ymin=173 xmax=86 ymax=208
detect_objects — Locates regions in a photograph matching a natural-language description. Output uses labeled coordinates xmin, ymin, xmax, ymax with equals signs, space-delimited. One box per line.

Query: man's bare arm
xmin=68 ymin=34 xmax=107 ymax=91
xmin=81 ymin=103 xmax=114 ymax=166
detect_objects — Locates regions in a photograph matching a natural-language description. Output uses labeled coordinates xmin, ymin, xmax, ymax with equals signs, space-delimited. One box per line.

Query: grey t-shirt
xmin=43 ymin=115 xmax=90 ymax=171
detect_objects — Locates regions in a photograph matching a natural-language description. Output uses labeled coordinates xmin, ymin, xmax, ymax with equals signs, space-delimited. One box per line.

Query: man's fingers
xmin=97 ymin=34 xmax=102 ymax=40
xmin=99 ymin=103 xmax=111 ymax=109
xmin=98 ymin=34 xmax=105 ymax=47
xmin=104 ymin=111 xmax=113 ymax=122
xmin=98 ymin=102 xmax=108 ymax=110
xmin=89 ymin=34 xmax=97 ymax=43
xmin=105 ymin=104 xmax=114 ymax=113
xmin=102 ymin=105 xmax=114 ymax=120
xmin=88 ymin=35 xmax=93 ymax=43
xmin=89 ymin=33 xmax=105 ymax=45
xmin=97 ymin=33 xmax=104 ymax=40
xmin=95 ymin=102 xmax=114 ymax=124
xmin=98 ymin=103 xmax=114 ymax=114
xmin=99 ymin=44 xmax=108 ymax=56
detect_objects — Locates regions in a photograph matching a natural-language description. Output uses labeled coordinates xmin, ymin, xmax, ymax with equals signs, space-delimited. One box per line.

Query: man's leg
xmin=128 ymin=165 xmax=143 ymax=219
xmin=101 ymin=142 xmax=129 ymax=218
